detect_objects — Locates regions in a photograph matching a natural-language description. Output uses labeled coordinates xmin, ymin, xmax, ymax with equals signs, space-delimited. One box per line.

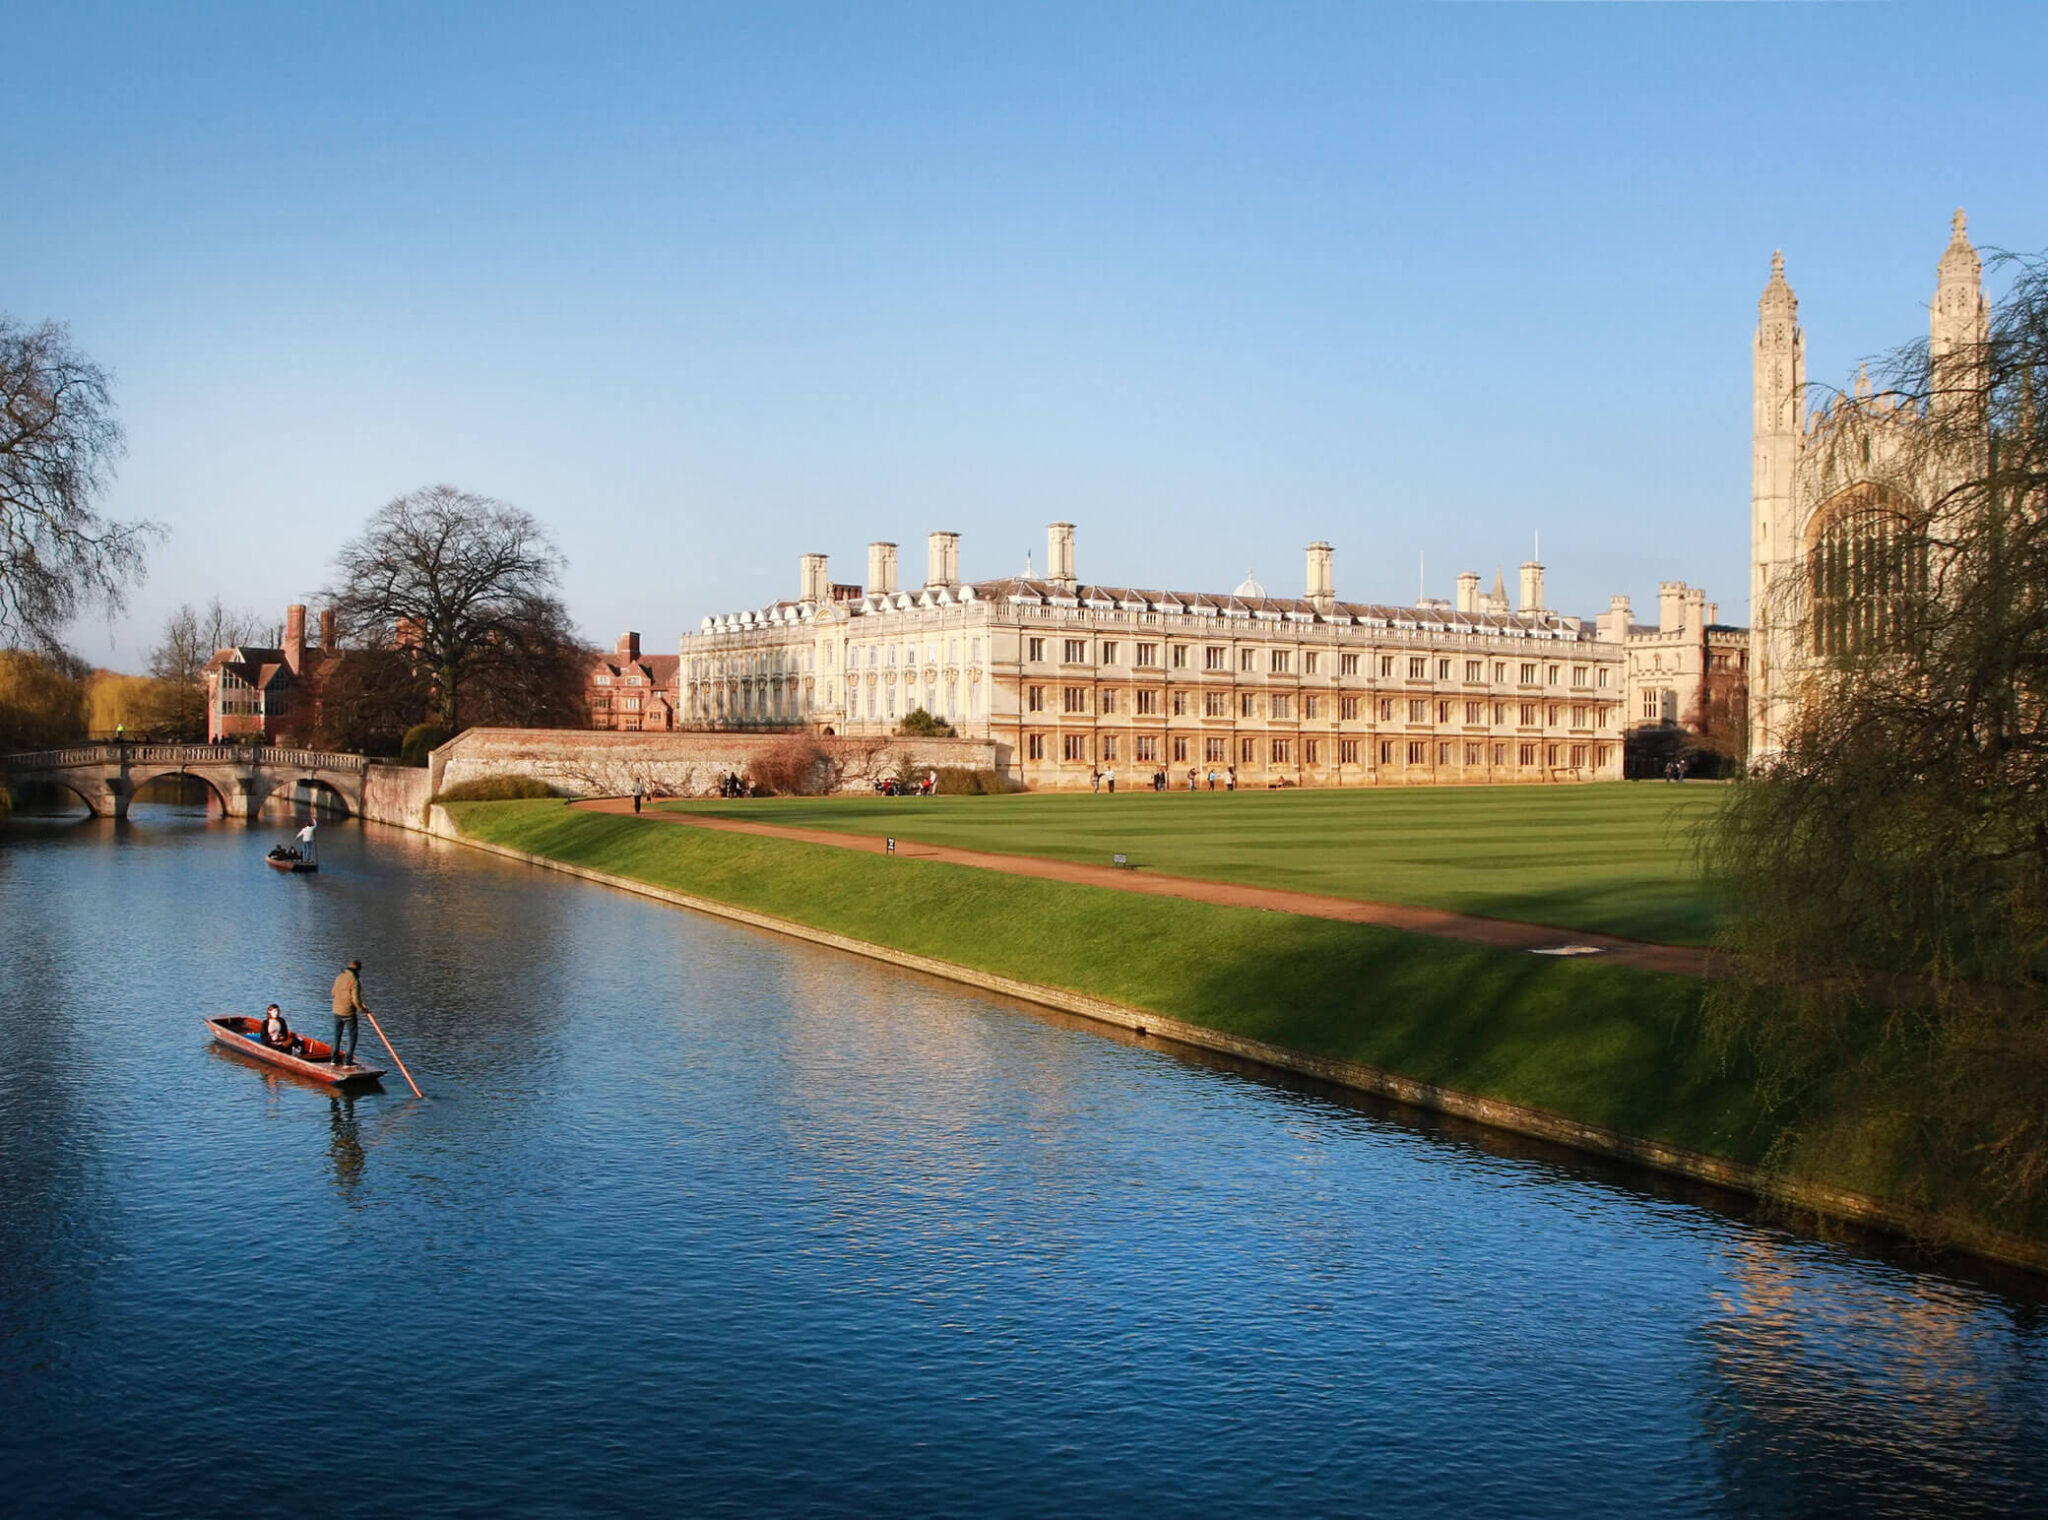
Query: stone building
xmin=1597 ymin=582 xmax=1750 ymax=772
xmin=681 ymin=525 xmax=1630 ymax=788
xmin=586 ymin=633 xmax=680 ymax=731
xmin=205 ymin=605 xmax=339 ymax=743
xmin=1750 ymin=211 xmax=1989 ymax=757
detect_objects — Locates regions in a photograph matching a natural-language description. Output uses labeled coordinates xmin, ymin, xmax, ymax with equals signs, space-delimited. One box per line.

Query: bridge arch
xmin=128 ymin=767 xmax=235 ymax=817
xmin=280 ymin=776 xmax=353 ymax=818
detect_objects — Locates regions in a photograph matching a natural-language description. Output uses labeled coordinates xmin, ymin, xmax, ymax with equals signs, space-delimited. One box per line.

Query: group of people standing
xmin=1091 ymin=765 xmax=1237 ymax=793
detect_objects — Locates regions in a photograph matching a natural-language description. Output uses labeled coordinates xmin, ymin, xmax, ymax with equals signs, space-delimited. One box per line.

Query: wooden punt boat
xmin=265 ymin=853 xmax=318 ymax=873
xmin=204 ymin=1015 xmax=383 ymax=1085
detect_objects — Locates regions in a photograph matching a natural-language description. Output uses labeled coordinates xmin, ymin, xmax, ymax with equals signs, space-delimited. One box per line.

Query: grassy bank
xmin=451 ymin=798 xmax=1765 ymax=1162
xmin=663 ymin=783 xmax=1724 ymax=946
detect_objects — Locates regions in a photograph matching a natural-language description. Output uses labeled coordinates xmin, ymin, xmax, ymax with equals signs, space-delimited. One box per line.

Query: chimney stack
xmin=617 ymin=632 xmax=641 ymax=661
xmin=1305 ymin=541 xmax=1335 ymax=611
xmin=1455 ymin=571 xmax=1481 ymax=615
xmin=319 ymin=609 xmax=337 ymax=650
xmin=1597 ymin=594 xmax=1632 ymax=644
xmin=284 ymin=604 xmax=306 ymax=673
xmin=927 ymin=530 xmax=961 ymax=588
xmin=800 ymin=553 xmax=830 ymax=606
xmin=1659 ymin=580 xmax=1687 ymax=633
xmin=1047 ymin=522 xmax=1077 ymax=590
xmin=867 ymin=541 xmax=899 ymax=596
xmin=1518 ymin=562 xmax=1545 ymax=615
xmin=1685 ymin=586 xmax=1707 ymax=634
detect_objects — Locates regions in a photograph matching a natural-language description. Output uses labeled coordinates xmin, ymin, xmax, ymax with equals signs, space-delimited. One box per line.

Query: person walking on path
xmin=1091 ymin=768 xmax=1101 ymax=793
xmin=632 ymin=783 xmax=644 ymax=814
xmin=1226 ymin=765 xmax=1237 ymax=791
xmin=1105 ymin=765 xmax=1116 ymax=794
xmin=1187 ymin=768 xmax=1197 ymax=791
xmin=329 ymin=958 xmax=368 ymax=1067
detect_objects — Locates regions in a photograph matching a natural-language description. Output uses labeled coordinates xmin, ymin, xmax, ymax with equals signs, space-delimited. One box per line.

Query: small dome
xmin=1233 ymin=569 xmax=1265 ymax=599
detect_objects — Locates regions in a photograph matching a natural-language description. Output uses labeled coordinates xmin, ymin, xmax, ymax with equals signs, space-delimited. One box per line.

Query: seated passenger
xmin=263 ymin=1004 xmax=291 ymax=1049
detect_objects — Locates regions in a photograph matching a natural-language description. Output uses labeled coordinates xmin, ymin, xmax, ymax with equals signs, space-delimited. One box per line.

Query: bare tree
xmin=0 ymin=317 xmax=158 ymax=650
xmin=321 ymin=485 xmax=583 ymax=731
xmin=146 ymin=605 xmax=211 ymax=739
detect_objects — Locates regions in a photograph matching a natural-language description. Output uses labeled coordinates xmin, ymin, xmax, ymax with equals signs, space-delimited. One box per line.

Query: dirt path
xmin=572 ymin=798 xmax=1714 ymax=977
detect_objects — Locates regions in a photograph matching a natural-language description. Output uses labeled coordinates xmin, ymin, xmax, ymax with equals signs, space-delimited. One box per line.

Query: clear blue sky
xmin=5 ymin=1 xmax=2043 ymax=667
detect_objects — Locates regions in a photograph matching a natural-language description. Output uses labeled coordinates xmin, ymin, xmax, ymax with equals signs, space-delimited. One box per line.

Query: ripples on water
xmin=2 ymin=806 xmax=2045 ymax=1517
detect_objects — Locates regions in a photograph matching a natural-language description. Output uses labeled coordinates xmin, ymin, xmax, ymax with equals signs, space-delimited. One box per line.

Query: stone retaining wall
xmin=427 ymin=727 xmax=1005 ymax=800
xmin=360 ymin=762 xmax=434 ymax=830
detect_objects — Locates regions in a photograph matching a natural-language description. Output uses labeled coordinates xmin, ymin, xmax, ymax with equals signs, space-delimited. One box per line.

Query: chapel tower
xmin=1751 ymin=250 xmax=1806 ymax=758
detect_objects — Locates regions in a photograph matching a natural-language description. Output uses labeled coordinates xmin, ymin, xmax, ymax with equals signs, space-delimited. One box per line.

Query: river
xmin=3 ymin=801 xmax=2046 ymax=1517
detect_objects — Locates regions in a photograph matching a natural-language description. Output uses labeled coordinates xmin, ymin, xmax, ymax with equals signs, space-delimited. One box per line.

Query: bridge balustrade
xmin=1 ymin=743 xmax=370 ymax=771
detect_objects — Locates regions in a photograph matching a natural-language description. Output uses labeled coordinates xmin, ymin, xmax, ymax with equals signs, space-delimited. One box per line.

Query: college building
xmin=681 ymin=525 xmax=1638 ymax=788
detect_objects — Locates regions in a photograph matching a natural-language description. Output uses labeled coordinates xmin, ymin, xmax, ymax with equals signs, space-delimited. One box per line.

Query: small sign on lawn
xmin=1113 ymin=852 xmax=1128 ymax=868
xmin=886 ymin=837 xmax=896 ymax=854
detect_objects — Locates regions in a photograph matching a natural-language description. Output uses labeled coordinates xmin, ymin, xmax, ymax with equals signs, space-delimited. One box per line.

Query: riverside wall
xmin=359 ymin=762 xmax=435 ymax=831
xmin=425 ymin=727 xmax=1004 ymax=801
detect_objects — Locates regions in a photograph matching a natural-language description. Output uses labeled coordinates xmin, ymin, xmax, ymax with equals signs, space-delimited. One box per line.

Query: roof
xmin=966 ymin=579 xmax=1593 ymax=638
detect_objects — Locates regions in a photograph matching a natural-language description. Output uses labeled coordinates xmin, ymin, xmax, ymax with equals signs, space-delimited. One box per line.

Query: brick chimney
xmin=867 ymin=542 xmax=899 ymax=596
xmin=319 ymin=609 xmax=337 ymax=650
xmin=927 ymin=531 xmax=960 ymax=588
xmin=284 ymin=604 xmax=306 ymax=673
xmin=617 ymin=632 xmax=641 ymax=661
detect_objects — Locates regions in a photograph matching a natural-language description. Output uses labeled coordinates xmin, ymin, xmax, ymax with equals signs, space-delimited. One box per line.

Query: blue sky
xmin=5 ymin=1 xmax=2043 ymax=666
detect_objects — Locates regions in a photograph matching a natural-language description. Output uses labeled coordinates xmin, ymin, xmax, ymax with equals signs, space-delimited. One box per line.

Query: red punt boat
xmin=204 ymin=1015 xmax=384 ymax=1085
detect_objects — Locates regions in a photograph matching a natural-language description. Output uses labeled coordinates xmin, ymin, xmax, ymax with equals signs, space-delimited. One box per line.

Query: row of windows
xmin=1022 ymin=734 xmax=1612 ymax=768
xmin=1022 ymin=638 xmax=1607 ymax=689
xmin=1025 ymin=686 xmax=1611 ymax=728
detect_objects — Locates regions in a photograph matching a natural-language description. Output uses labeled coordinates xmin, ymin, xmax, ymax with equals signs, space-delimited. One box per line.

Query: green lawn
xmin=660 ymin=783 xmax=1725 ymax=946
xmin=450 ymin=798 xmax=1766 ymax=1163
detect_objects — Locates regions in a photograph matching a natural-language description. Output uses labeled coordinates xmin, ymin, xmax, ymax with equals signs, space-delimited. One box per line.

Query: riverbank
xmin=439 ymin=798 xmax=2048 ymax=1272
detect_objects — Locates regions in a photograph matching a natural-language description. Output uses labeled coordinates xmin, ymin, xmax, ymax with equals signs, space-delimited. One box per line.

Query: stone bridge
xmin=0 ymin=743 xmax=371 ymax=820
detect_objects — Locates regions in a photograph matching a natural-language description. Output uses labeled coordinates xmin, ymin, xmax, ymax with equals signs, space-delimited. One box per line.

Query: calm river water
xmin=4 ymin=802 xmax=2048 ymax=1517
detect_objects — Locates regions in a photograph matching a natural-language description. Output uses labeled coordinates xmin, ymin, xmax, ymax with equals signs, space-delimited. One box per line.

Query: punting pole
xmin=361 ymin=1006 xmax=424 ymax=1098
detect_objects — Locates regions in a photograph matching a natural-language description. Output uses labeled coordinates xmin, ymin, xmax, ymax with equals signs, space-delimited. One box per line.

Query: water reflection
xmin=3 ymin=804 xmax=2048 ymax=1518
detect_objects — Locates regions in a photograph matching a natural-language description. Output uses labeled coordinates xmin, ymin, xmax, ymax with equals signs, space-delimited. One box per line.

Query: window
xmin=1171 ymin=690 xmax=1188 ymax=716
xmin=1172 ymin=736 xmax=1188 ymax=762
xmin=1340 ymin=739 xmax=1359 ymax=764
xmin=1102 ymin=735 xmax=1119 ymax=761
xmin=1519 ymin=743 xmax=1537 ymax=767
xmin=1409 ymin=656 xmax=1427 ymax=679
xmin=1271 ymin=740 xmax=1291 ymax=764
xmin=1378 ymin=698 xmax=1393 ymax=721
xmin=1271 ymin=695 xmax=1292 ymax=719
xmin=1493 ymin=661 xmax=1506 ymax=682
xmin=1599 ymin=666 xmax=1610 ymax=688
xmin=591 ymin=695 xmax=610 ymax=710
xmin=1028 ymin=637 xmax=1045 ymax=662
xmin=1598 ymin=707 xmax=1610 ymax=729
xmin=1379 ymin=740 xmax=1393 ymax=765
xmin=1597 ymin=745 xmax=1611 ymax=767
xmin=1341 ymin=654 xmax=1359 ymax=675
xmin=1135 ymin=642 xmax=1158 ymax=668
xmin=1303 ymin=652 xmax=1319 ymax=675
xmin=1136 ymin=736 xmax=1157 ymax=762
xmin=594 ymin=673 xmax=612 ymax=686
xmin=1303 ymin=739 xmax=1319 ymax=764
xmin=1171 ymin=644 xmax=1188 ymax=669
xmin=1379 ymin=656 xmax=1394 ymax=677
xmin=1642 ymin=690 xmax=1662 ymax=721
xmin=1408 ymin=699 xmax=1427 ymax=722
xmin=1408 ymin=741 xmax=1427 ymax=765
xmin=1548 ymin=664 xmax=1561 ymax=686
xmin=1464 ymin=743 xmax=1480 ymax=765
xmin=1136 ymin=689 xmax=1158 ymax=716
xmin=1571 ymin=705 xmax=1586 ymax=728
xmin=1548 ymin=704 xmax=1560 ymax=726
xmin=1239 ymin=693 xmax=1256 ymax=718
xmin=1571 ymin=745 xmax=1587 ymax=768
xmin=1465 ymin=701 xmax=1481 ymax=724
xmin=1240 ymin=738 xmax=1256 ymax=763
xmin=1206 ymin=691 xmax=1228 ymax=717
xmin=1239 ymin=648 xmax=1257 ymax=672
xmin=1028 ymin=733 xmax=1045 ymax=760
xmin=1437 ymin=700 xmax=1451 ymax=723
xmin=1027 ymin=685 xmax=1044 ymax=712
xmin=1063 ymin=733 xmax=1089 ymax=761
xmin=1437 ymin=743 xmax=1450 ymax=765
xmin=1340 ymin=697 xmax=1360 ymax=720
xmin=1438 ymin=659 xmax=1452 ymax=680
xmin=1466 ymin=660 xmax=1482 ymax=682
xmin=1101 ymin=642 xmax=1119 ymax=665
xmin=1270 ymin=649 xmax=1290 ymax=674
xmin=1520 ymin=662 xmax=1537 ymax=684
xmin=1493 ymin=702 xmax=1506 ymax=725
xmin=1493 ymin=743 xmax=1505 ymax=766
xmin=1206 ymin=737 xmax=1227 ymax=763
xmin=1064 ymin=639 xmax=1087 ymax=663
xmin=1100 ymin=689 xmax=1120 ymax=715
xmin=1572 ymin=665 xmax=1588 ymax=687
xmin=1206 ymin=646 xmax=1226 ymax=671
xmin=1520 ymin=703 xmax=1537 ymax=726
xmin=1303 ymin=695 xmax=1321 ymax=719
xmin=1064 ymin=687 xmax=1088 ymax=714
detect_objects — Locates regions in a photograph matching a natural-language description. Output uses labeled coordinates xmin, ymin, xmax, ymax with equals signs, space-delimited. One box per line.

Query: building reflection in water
xmin=1699 ymin=1233 xmax=2048 ymax=1514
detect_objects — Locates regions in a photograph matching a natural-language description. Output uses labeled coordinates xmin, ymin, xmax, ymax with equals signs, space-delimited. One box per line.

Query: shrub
xmin=932 ymin=766 xmax=1012 ymax=795
xmin=400 ymin=723 xmax=452 ymax=767
xmin=435 ymin=774 xmax=559 ymax=802
xmin=750 ymin=737 xmax=831 ymax=796
xmin=896 ymin=707 xmax=956 ymax=738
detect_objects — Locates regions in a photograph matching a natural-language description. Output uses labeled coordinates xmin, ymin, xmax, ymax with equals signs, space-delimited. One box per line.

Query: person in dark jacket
xmin=329 ymin=958 xmax=368 ymax=1067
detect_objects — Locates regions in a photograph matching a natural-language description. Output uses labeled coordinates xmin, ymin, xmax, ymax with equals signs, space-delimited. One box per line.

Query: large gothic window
xmin=1807 ymin=487 xmax=1925 ymax=660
